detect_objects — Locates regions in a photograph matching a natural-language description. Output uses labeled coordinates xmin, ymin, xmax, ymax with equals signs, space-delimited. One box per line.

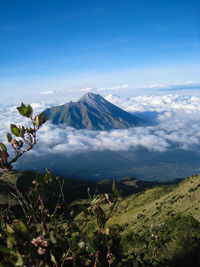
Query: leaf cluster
xmin=0 ymin=171 xmax=122 ymax=266
xmin=0 ymin=103 xmax=48 ymax=171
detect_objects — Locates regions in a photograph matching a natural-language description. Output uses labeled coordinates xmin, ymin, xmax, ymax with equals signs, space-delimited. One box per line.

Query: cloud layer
xmin=1 ymin=93 xmax=200 ymax=179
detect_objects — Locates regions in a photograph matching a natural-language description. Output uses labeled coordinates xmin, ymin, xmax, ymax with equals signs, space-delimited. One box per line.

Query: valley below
xmin=16 ymin=146 xmax=200 ymax=182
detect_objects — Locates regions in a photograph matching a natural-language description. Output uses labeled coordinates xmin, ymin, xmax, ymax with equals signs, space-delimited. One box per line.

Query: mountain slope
xmin=107 ymin=174 xmax=200 ymax=229
xmin=44 ymin=93 xmax=142 ymax=130
xmin=2 ymin=170 xmax=199 ymax=226
xmin=0 ymin=171 xmax=169 ymax=206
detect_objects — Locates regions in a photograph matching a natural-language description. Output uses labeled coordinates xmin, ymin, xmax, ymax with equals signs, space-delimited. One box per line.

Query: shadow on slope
xmin=0 ymin=170 xmax=183 ymax=207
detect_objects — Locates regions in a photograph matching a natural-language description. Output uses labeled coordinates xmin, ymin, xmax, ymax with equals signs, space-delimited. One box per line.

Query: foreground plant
xmin=0 ymin=103 xmax=47 ymax=171
xmin=0 ymin=170 xmax=120 ymax=266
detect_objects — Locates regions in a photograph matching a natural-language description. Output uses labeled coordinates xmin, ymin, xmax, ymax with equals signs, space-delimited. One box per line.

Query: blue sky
xmin=0 ymin=0 xmax=200 ymax=100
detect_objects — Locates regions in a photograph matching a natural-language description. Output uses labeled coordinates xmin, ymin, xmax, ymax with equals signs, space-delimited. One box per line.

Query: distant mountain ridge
xmin=0 ymin=170 xmax=183 ymax=206
xmin=44 ymin=93 xmax=142 ymax=130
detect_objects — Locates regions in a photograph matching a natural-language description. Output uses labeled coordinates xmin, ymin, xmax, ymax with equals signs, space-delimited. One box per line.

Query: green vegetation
xmin=0 ymin=102 xmax=47 ymax=171
xmin=0 ymin=170 xmax=122 ymax=266
xmin=0 ymin=103 xmax=200 ymax=266
xmin=0 ymin=170 xmax=200 ymax=266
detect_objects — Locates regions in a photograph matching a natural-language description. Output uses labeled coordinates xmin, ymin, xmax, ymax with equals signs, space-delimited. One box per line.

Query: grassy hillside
xmin=0 ymin=170 xmax=200 ymax=266
xmin=1 ymin=171 xmax=198 ymax=225
xmin=74 ymin=174 xmax=200 ymax=231
xmin=108 ymin=174 xmax=200 ymax=229
xmin=72 ymin=174 xmax=200 ymax=266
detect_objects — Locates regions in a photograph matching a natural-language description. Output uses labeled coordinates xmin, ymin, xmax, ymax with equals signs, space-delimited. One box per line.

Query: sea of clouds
xmin=1 ymin=93 xmax=200 ymax=179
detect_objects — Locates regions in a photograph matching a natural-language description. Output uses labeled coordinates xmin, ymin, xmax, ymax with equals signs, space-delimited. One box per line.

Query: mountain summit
xmin=44 ymin=93 xmax=142 ymax=130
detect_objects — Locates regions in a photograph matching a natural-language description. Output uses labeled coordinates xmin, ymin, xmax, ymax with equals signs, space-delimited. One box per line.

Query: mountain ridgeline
xmin=44 ymin=93 xmax=142 ymax=130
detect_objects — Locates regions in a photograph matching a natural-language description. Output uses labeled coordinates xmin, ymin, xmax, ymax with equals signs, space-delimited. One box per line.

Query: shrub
xmin=0 ymin=170 xmax=121 ymax=266
xmin=121 ymin=214 xmax=200 ymax=266
xmin=0 ymin=103 xmax=47 ymax=171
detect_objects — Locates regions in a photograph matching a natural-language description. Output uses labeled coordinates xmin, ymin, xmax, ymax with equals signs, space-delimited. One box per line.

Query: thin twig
xmin=10 ymin=192 xmax=27 ymax=217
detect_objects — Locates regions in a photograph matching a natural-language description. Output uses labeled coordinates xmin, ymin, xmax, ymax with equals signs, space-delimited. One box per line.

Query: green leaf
xmin=16 ymin=221 xmax=27 ymax=234
xmin=26 ymin=105 xmax=33 ymax=118
xmin=0 ymin=245 xmax=12 ymax=255
xmin=19 ymin=126 xmax=25 ymax=138
xmin=0 ymin=143 xmax=7 ymax=152
xmin=148 ymin=239 xmax=156 ymax=248
xmin=7 ymin=133 xmax=12 ymax=142
xmin=91 ymin=196 xmax=101 ymax=206
xmin=50 ymin=231 xmax=56 ymax=244
xmin=35 ymin=115 xmax=40 ymax=128
xmin=10 ymin=124 xmax=20 ymax=137
xmin=35 ymin=112 xmax=48 ymax=128
xmin=87 ymin=188 xmax=92 ymax=200
xmin=6 ymin=224 xmax=14 ymax=234
xmin=78 ymin=241 xmax=85 ymax=248
xmin=18 ymin=140 xmax=23 ymax=148
xmin=153 ymin=261 xmax=160 ymax=266
xmin=15 ymin=250 xmax=23 ymax=266
xmin=17 ymin=103 xmax=33 ymax=118
xmin=7 ymin=234 xmax=17 ymax=246
xmin=50 ymin=253 xmax=57 ymax=264
xmin=46 ymin=167 xmax=51 ymax=174
xmin=96 ymin=206 xmax=106 ymax=229
xmin=7 ymin=237 xmax=13 ymax=249
xmin=26 ymin=127 xmax=34 ymax=134
xmin=17 ymin=106 xmax=27 ymax=116
xmin=112 ymin=180 xmax=119 ymax=197
xmin=39 ymin=112 xmax=48 ymax=124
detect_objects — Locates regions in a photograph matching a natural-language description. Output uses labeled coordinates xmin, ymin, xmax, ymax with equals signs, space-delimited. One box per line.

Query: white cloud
xmin=105 ymin=93 xmax=200 ymax=113
xmin=1 ymin=93 xmax=200 ymax=153
xmin=41 ymin=90 xmax=54 ymax=95
xmin=80 ymin=86 xmax=93 ymax=92
xmin=95 ymin=82 xmax=200 ymax=96
xmin=98 ymin=84 xmax=131 ymax=91
xmin=1 ymin=93 xmax=200 ymax=179
xmin=31 ymin=124 xmax=169 ymax=154
xmin=186 ymin=80 xmax=196 ymax=84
